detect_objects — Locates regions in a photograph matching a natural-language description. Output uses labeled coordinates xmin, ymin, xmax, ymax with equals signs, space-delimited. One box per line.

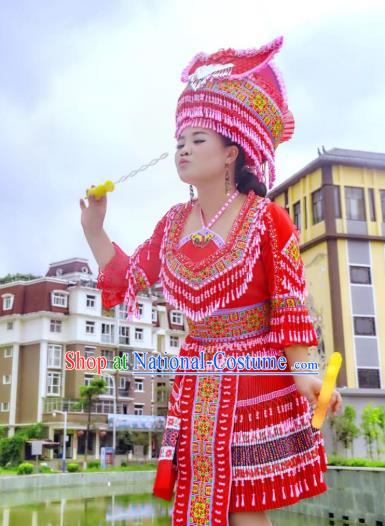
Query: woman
xmin=80 ymin=36 xmax=342 ymax=526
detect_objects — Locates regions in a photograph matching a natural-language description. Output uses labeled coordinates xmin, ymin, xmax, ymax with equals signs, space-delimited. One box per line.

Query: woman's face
xmin=175 ymin=126 xmax=237 ymax=187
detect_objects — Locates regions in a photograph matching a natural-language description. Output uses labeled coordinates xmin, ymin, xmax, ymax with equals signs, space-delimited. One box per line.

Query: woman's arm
xmin=260 ymin=201 xmax=319 ymax=349
xmin=83 ymin=228 xmax=115 ymax=270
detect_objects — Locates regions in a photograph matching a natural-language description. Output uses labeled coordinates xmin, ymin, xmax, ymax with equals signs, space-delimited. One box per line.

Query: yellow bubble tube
xmin=311 ymin=352 xmax=342 ymax=429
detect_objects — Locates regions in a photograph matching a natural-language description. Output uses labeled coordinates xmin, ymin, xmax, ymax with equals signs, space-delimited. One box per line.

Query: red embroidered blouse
xmin=96 ymin=191 xmax=318 ymax=350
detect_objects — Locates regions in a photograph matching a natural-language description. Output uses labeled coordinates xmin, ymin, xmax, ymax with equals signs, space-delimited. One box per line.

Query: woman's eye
xmin=176 ymin=140 xmax=204 ymax=149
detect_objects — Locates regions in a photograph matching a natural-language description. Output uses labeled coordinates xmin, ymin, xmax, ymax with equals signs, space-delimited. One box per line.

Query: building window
xmin=170 ymin=311 xmax=183 ymax=325
xmin=50 ymin=320 xmax=62 ymax=333
xmin=101 ymin=323 xmax=114 ymax=343
xmin=47 ymin=344 xmax=62 ymax=368
xmin=380 ymin=190 xmax=385 ymax=222
xmin=3 ymin=375 xmax=11 ymax=385
xmin=152 ymin=309 xmax=158 ymax=323
xmin=86 ymin=295 xmax=96 ymax=308
xmin=119 ymin=326 xmax=130 ymax=345
xmin=134 ymin=404 xmax=144 ymax=416
xmin=350 ymin=266 xmax=371 ymax=285
xmin=101 ymin=349 xmax=115 ymax=369
xmin=118 ymin=304 xmax=127 ymax=320
xmin=51 ymin=291 xmax=68 ymax=308
xmin=368 ymin=188 xmax=376 ymax=221
xmin=293 ymin=201 xmax=301 ymax=232
xmin=6 ymin=321 xmax=13 ymax=330
xmin=0 ymin=402 xmax=9 ymax=412
xmin=354 ymin=316 xmax=376 ymax=336
xmin=358 ymin=368 xmax=381 ymax=389
xmin=102 ymin=375 xmax=115 ymax=396
xmin=85 ymin=321 xmax=95 ymax=334
xmin=137 ymin=303 xmax=143 ymax=317
xmin=311 ymin=189 xmax=324 ymax=224
xmin=2 ymin=294 xmax=14 ymax=311
xmin=134 ymin=378 xmax=144 ymax=392
xmin=134 ymin=328 xmax=144 ymax=341
xmin=47 ymin=372 xmax=61 ymax=396
xmin=345 ymin=186 xmax=366 ymax=221
xmin=84 ymin=374 xmax=94 ymax=386
xmin=84 ymin=346 xmax=96 ymax=359
xmin=4 ymin=347 xmax=12 ymax=358
xmin=170 ymin=336 xmax=179 ymax=348
xmin=333 ymin=186 xmax=342 ymax=218
xmin=119 ymin=376 xmax=126 ymax=389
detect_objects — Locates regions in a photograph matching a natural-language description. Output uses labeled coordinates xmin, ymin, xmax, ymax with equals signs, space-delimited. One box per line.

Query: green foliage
xmin=361 ymin=403 xmax=383 ymax=459
xmin=328 ymin=455 xmax=385 ymax=468
xmin=17 ymin=423 xmax=45 ymax=440
xmin=116 ymin=431 xmax=133 ymax=454
xmin=78 ymin=377 xmax=108 ymax=411
xmin=130 ymin=431 xmax=148 ymax=447
xmin=331 ymin=404 xmax=360 ymax=456
xmin=78 ymin=376 xmax=108 ymax=465
xmin=67 ymin=462 xmax=81 ymax=472
xmin=0 ymin=273 xmax=41 ymax=284
xmin=39 ymin=462 xmax=55 ymax=474
xmin=0 ymin=424 xmax=46 ymax=467
xmin=0 ymin=427 xmax=6 ymax=439
xmin=17 ymin=462 xmax=34 ymax=475
xmin=87 ymin=460 xmax=100 ymax=469
xmin=0 ymin=435 xmax=25 ymax=466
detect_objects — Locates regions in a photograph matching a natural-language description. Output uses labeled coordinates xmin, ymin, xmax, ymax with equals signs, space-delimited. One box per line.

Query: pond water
xmin=0 ymin=486 xmax=356 ymax=525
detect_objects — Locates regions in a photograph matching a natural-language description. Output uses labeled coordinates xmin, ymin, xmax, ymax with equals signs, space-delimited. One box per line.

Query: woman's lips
xmin=179 ymin=159 xmax=190 ymax=166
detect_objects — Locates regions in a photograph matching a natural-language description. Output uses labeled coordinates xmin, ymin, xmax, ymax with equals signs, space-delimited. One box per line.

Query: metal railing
xmin=43 ymin=398 xmax=127 ymax=415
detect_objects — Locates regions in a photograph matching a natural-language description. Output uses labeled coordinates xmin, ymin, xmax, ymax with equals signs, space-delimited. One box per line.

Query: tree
xmin=78 ymin=377 xmax=108 ymax=467
xmin=333 ymin=405 xmax=360 ymax=457
xmin=377 ymin=405 xmax=385 ymax=454
xmin=361 ymin=403 xmax=382 ymax=459
xmin=372 ymin=406 xmax=385 ymax=457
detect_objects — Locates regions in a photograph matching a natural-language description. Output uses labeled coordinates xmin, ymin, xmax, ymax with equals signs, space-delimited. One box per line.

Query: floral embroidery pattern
xmin=190 ymin=495 xmax=210 ymax=525
xmin=187 ymin=301 xmax=270 ymax=342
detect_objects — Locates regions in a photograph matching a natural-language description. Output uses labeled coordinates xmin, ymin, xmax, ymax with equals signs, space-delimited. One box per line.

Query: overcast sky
xmin=1 ymin=0 xmax=384 ymax=277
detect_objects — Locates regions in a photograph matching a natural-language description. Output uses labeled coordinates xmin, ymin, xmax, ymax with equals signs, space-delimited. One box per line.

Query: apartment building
xmin=0 ymin=258 xmax=187 ymax=460
xmin=268 ymin=147 xmax=385 ymax=390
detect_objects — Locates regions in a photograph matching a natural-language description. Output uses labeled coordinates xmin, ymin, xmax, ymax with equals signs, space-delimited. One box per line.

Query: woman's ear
xmin=226 ymin=144 xmax=239 ymax=165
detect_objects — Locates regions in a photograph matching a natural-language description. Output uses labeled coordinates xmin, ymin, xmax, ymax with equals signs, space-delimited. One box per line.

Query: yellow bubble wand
xmin=311 ymin=351 xmax=342 ymax=429
xmin=83 ymin=152 xmax=169 ymax=200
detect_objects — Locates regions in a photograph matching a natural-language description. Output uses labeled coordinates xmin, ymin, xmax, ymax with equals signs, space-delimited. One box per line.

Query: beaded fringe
xmin=229 ymin=381 xmax=328 ymax=511
xmin=159 ymin=197 xmax=269 ymax=322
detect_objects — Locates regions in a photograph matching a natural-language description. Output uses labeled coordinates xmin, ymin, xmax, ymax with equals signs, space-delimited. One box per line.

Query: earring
xmin=225 ymin=165 xmax=231 ymax=196
xmin=189 ymin=184 xmax=195 ymax=203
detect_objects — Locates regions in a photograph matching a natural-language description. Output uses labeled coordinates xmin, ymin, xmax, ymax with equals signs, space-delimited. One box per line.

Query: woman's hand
xmin=80 ymin=186 xmax=107 ymax=235
xmin=294 ymin=375 xmax=343 ymax=416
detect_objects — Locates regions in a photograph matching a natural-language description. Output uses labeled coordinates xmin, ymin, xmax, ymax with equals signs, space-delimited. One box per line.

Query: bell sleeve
xmin=96 ymin=210 xmax=169 ymax=320
xmin=260 ymin=201 xmax=319 ymax=349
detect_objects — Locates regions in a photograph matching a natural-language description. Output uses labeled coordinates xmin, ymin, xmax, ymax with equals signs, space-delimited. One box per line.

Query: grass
xmin=327 ymin=455 xmax=385 ymax=468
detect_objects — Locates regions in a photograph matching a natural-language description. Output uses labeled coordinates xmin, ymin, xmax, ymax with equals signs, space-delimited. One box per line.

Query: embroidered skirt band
xmin=186 ymin=300 xmax=271 ymax=342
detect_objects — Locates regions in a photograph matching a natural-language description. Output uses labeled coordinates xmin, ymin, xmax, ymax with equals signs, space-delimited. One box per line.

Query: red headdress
xmin=175 ymin=35 xmax=294 ymax=190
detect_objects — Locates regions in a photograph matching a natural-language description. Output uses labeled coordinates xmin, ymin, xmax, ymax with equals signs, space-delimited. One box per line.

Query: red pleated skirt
xmin=228 ymin=373 xmax=328 ymax=512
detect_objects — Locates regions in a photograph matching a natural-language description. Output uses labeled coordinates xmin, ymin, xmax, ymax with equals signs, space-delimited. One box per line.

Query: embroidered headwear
xmin=175 ymin=35 xmax=294 ymax=190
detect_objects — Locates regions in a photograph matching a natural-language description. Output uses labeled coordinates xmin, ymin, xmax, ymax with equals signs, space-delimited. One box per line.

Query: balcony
xmin=101 ymin=334 xmax=115 ymax=344
xmin=43 ymin=398 xmax=131 ymax=415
